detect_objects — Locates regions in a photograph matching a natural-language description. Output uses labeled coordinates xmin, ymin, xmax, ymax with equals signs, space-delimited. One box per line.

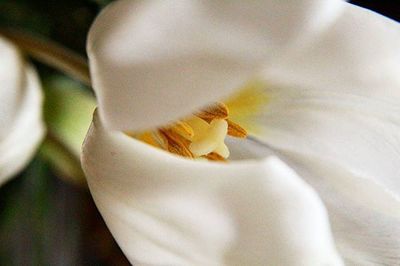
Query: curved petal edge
xmin=82 ymin=111 xmax=343 ymax=265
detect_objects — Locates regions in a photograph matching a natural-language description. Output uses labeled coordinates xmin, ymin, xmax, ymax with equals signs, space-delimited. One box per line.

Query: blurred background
xmin=0 ymin=0 xmax=398 ymax=265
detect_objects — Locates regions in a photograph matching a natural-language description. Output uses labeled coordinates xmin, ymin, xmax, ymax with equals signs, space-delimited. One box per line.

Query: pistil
xmin=130 ymin=102 xmax=247 ymax=162
xmin=127 ymin=81 xmax=270 ymax=162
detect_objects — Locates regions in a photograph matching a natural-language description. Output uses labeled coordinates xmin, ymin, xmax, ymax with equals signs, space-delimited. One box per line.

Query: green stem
xmin=0 ymin=28 xmax=91 ymax=86
xmin=41 ymin=131 xmax=87 ymax=186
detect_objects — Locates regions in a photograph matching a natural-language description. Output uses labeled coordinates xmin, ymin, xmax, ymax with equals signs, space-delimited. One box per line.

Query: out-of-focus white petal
xmin=264 ymin=3 xmax=400 ymax=100
xmin=0 ymin=36 xmax=24 ymax=138
xmin=87 ymin=0 xmax=343 ymax=131
xmin=251 ymin=3 xmax=400 ymax=263
xmin=81 ymin=111 xmax=343 ymax=266
xmin=0 ymin=37 xmax=45 ymax=185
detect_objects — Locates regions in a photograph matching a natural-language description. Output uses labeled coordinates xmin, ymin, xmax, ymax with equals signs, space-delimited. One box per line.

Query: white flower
xmin=82 ymin=0 xmax=400 ymax=265
xmin=0 ymin=36 xmax=45 ymax=185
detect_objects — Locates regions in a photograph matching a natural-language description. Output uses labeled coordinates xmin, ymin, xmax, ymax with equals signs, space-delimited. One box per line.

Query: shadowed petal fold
xmin=257 ymin=2 xmax=400 ymax=211
xmin=252 ymin=3 xmax=400 ymax=264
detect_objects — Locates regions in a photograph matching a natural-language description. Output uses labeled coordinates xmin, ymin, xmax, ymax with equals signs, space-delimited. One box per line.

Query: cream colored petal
xmin=250 ymin=4 xmax=400 ymax=263
xmin=252 ymin=102 xmax=400 ymax=262
xmin=253 ymin=81 xmax=400 ymax=262
xmin=264 ymin=3 xmax=400 ymax=101
xmin=232 ymin=140 xmax=400 ymax=265
xmin=81 ymin=111 xmax=343 ymax=265
xmin=287 ymin=155 xmax=400 ymax=265
xmin=0 ymin=37 xmax=45 ymax=184
xmin=256 ymin=2 xmax=400 ymax=207
xmin=0 ymin=36 xmax=24 ymax=138
xmin=87 ymin=0 xmax=343 ymax=131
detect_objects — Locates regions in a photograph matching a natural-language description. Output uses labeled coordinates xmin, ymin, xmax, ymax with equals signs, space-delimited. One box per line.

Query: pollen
xmin=129 ymin=102 xmax=246 ymax=162
xmin=128 ymin=81 xmax=268 ymax=162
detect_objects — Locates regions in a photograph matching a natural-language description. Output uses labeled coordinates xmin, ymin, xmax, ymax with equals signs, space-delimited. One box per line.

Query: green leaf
xmin=40 ymin=75 xmax=96 ymax=185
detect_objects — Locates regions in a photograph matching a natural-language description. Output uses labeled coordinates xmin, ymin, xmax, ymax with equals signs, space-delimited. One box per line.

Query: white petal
xmin=252 ymin=4 xmax=400 ymax=263
xmin=229 ymin=139 xmax=400 ymax=264
xmin=257 ymin=2 xmax=400 ymax=205
xmin=264 ymin=3 xmax=400 ymax=101
xmin=257 ymin=94 xmax=400 ymax=202
xmin=0 ymin=36 xmax=24 ymax=138
xmin=0 ymin=37 xmax=45 ymax=185
xmin=81 ymin=111 xmax=343 ymax=266
xmin=286 ymin=155 xmax=400 ymax=265
xmin=87 ymin=0 xmax=343 ymax=131
xmin=255 ymin=107 xmax=400 ymax=262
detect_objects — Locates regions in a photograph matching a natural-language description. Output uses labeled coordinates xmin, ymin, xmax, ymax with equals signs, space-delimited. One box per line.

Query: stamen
xmin=168 ymin=121 xmax=194 ymax=139
xmin=158 ymin=129 xmax=194 ymax=158
xmin=227 ymin=119 xmax=247 ymax=138
xmin=126 ymin=84 xmax=266 ymax=162
xmin=152 ymin=131 xmax=168 ymax=149
xmin=195 ymin=102 xmax=229 ymax=120
xmin=138 ymin=132 xmax=161 ymax=148
xmin=204 ymin=152 xmax=226 ymax=162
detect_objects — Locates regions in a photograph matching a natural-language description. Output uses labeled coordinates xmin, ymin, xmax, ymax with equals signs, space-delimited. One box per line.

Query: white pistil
xmin=189 ymin=119 xmax=228 ymax=157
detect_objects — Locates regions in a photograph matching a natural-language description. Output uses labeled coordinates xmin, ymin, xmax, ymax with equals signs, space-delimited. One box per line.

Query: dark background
xmin=0 ymin=1 xmax=398 ymax=265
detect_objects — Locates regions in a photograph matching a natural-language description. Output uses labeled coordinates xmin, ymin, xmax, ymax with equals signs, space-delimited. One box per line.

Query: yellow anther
xmin=159 ymin=129 xmax=194 ymax=158
xmin=204 ymin=152 xmax=226 ymax=162
xmin=138 ymin=132 xmax=160 ymax=147
xmin=196 ymin=102 xmax=229 ymax=120
xmin=168 ymin=121 xmax=194 ymax=139
xmin=227 ymin=119 xmax=247 ymax=138
xmin=126 ymin=82 xmax=270 ymax=162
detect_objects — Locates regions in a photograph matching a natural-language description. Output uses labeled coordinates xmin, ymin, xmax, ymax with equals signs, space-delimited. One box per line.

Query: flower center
xmin=127 ymin=81 xmax=268 ymax=162
xmin=128 ymin=102 xmax=246 ymax=162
